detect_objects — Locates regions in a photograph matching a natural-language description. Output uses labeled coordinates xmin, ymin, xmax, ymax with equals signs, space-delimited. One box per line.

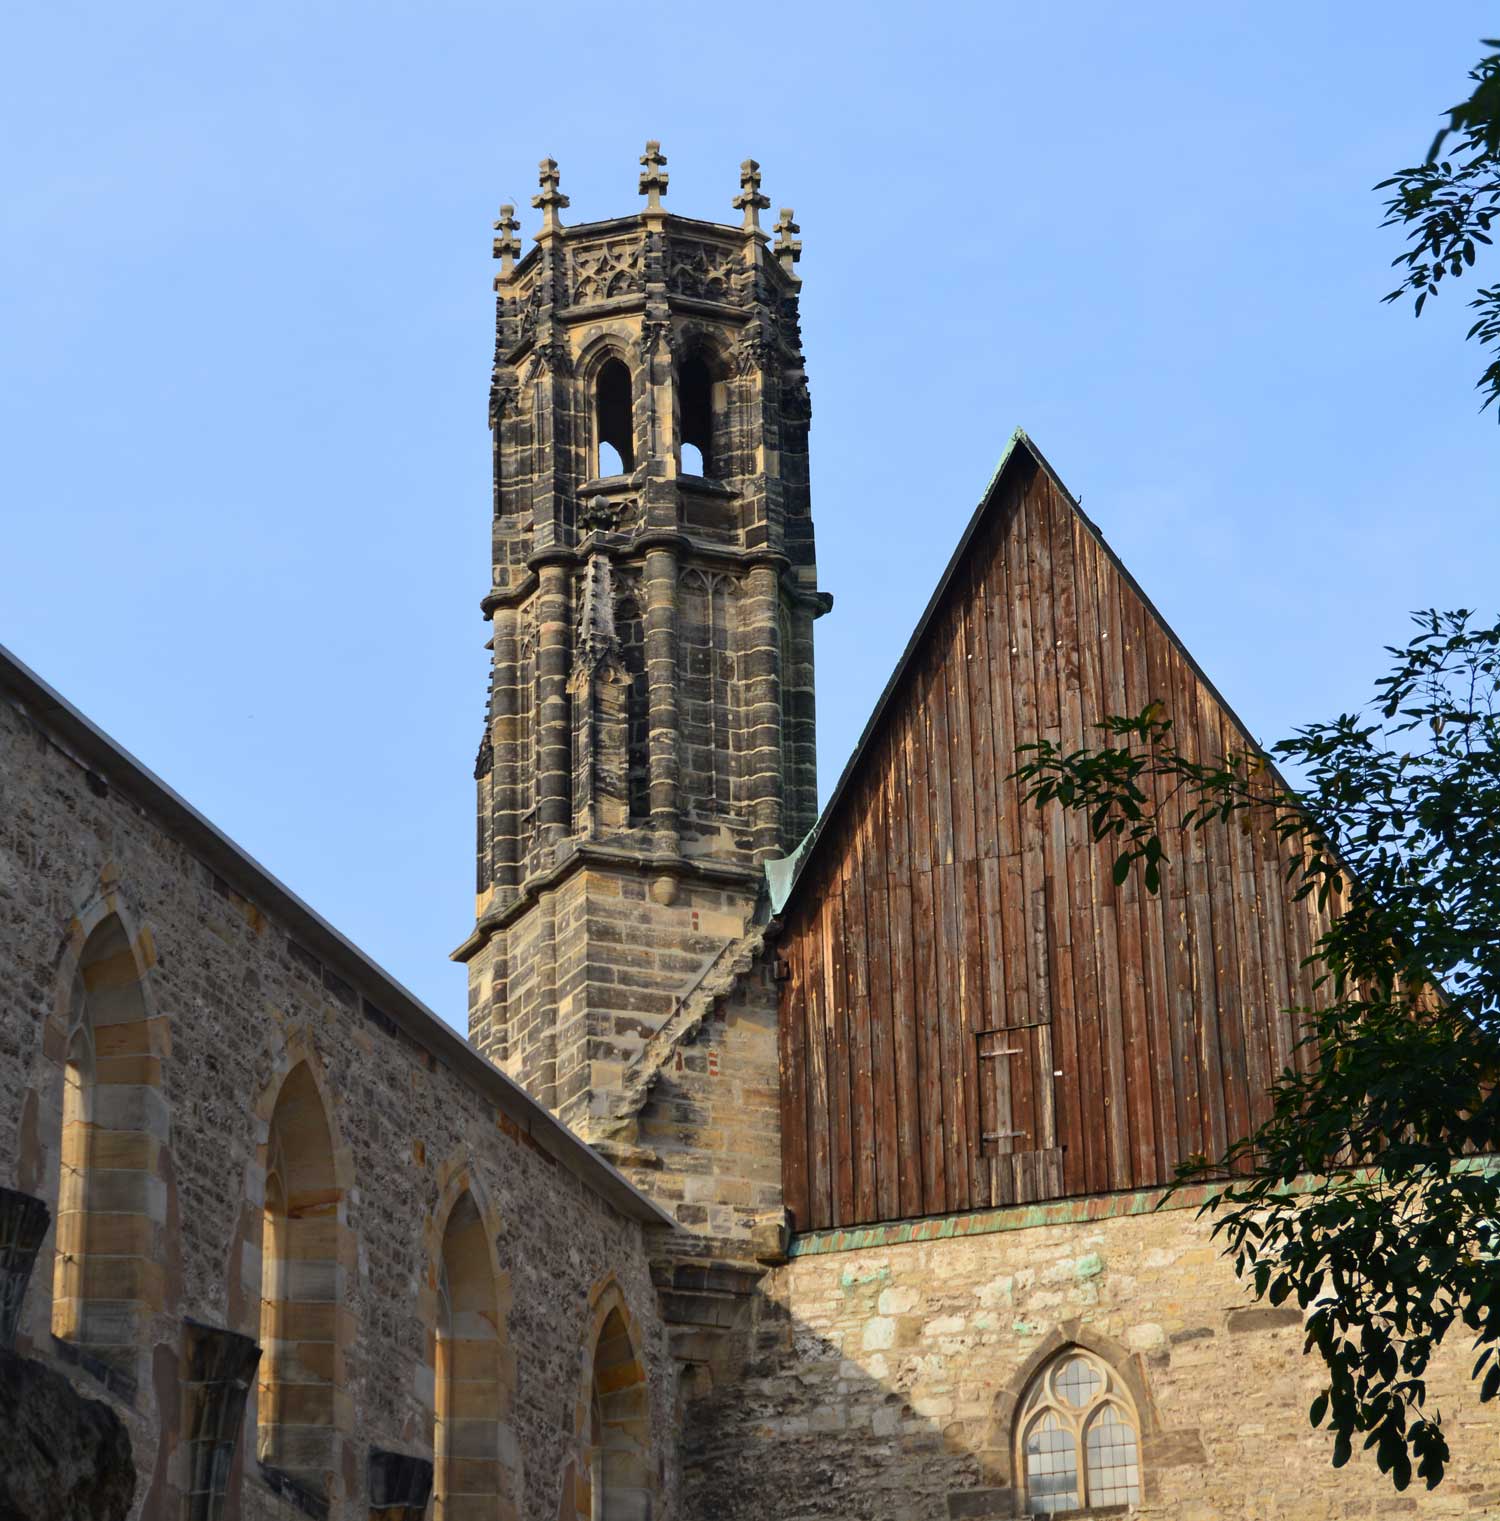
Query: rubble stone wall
xmin=0 ymin=691 xmax=675 ymax=1521
xmin=683 ymin=1195 xmax=1500 ymax=1520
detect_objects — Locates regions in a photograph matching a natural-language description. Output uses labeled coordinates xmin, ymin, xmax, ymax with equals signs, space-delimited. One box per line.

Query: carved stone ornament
xmin=533 ymin=335 xmax=572 ymax=376
xmin=578 ymin=495 xmax=634 ymax=534
xmin=637 ymin=316 xmax=675 ymax=365
xmin=488 ymin=379 xmax=519 ymax=429
xmin=570 ymin=239 xmax=644 ymax=306
xmin=667 ymin=239 xmax=743 ymax=304
xmin=734 ymin=325 xmax=773 ymax=378
xmin=516 ymin=282 xmax=545 ymax=346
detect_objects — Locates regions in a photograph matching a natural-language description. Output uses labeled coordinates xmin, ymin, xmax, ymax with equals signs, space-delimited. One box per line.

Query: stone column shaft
xmin=743 ymin=564 xmax=784 ymax=857
xmin=537 ymin=565 xmax=573 ymax=835
xmin=491 ymin=607 xmax=521 ymax=893
xmin=644 ymin=547 xmax=680 ymax=846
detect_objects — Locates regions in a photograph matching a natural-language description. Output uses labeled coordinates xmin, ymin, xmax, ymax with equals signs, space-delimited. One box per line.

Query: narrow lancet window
xmin=52 ymin=915 xmax=160 ymax=1394
xmin=258 ymin=1063 xmax=342 ymax=1508
xmin=678 ymin=354 xmax=715 ymax=477
xmin=586 ymin=1307 xmax=650 ymax=1521
xmin=435 ymin=1192 xmax=501 ymax=1518
xmin=595 ymin=358 xmax=634 ymax=476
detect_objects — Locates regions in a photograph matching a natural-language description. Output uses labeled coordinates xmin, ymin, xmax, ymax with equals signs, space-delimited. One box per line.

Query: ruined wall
xmin=684 ymin=1195 xmax=1500 ymax=1520
xmin=0 ymin=689 xmax=676 ymax=1521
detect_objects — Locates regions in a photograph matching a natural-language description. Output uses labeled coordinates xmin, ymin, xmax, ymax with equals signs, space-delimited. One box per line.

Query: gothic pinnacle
xmin=732 ymin=159 xmax=771 ymax=233
xmin=492 ymin=203 xmax=521 ymax=276
xmin=773 ymin=207 xmax=802 ymax=272
xmin=638 ymin=140 xmax=669 ymax=210
xmin=532 ymin=157 xmax=569 ymax=236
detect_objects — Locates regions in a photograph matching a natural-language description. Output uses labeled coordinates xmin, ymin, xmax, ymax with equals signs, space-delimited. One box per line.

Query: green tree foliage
xmin=1379 ymin=42 xmax=1500 ymax=416
xmin=1014 ymin=612 xmax=1500 ymax=1491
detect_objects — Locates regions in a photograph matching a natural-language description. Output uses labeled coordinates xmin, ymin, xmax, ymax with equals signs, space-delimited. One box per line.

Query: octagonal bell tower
xmin=456 ymin=146 xmax=829 ymax=1134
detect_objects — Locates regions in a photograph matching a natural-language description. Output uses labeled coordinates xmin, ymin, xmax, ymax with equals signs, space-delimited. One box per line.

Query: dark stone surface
xmin=1225 ymin=1305 xmax=1303 ymax=1333
xmin=0 ymin=1346 xmax=134 ymax=1521
xmin=945 ymin=1488 xmax=1015 ymax=1518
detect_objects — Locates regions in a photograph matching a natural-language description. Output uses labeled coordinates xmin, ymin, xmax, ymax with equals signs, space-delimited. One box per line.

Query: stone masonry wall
xmin=470 ymin=867 xmax=756 ymax=1137
xmin=0 ymin=692 xmax=676 ymax=1521
xmin=599 ymin=949 xmax=783 ymax=1252
xmin=683 ymin=1198 xmax=1500 ymax=1520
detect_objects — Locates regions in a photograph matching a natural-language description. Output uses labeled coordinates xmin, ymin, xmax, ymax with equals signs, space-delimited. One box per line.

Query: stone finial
xmin=773 ymin=207 xmax=802 ymax=272
xmin=532 ymin=158 xmax=569 ymax=235
xmin=732 ymin=159 xmax=771 ymax=232
xmin=638 ymin=140 xmax=669 ymax=210
xmin=492 ymin=203 xmax=521 ymax=276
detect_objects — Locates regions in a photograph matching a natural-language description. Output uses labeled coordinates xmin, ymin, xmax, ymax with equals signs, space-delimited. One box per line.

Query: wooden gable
xmin=776 ymin=434 xmax=1331 ymax=1233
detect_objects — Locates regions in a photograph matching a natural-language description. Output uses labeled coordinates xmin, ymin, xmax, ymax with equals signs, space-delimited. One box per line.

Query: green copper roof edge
xmin=786 ymin=1183 xmax=1212 ymax=1257
xmin=787 ymin=1158 xmax=1500 ymax=1258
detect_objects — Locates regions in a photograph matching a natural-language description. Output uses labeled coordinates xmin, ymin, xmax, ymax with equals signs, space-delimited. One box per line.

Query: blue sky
xmin=4 ymin=4 xmax=1496 ymax=1025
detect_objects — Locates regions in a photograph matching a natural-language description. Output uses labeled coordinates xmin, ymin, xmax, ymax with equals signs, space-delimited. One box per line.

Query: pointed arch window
xmin=677 ymin=354 xmax=720 ymax=477
xmin=435 ymin=1191 xmax=502 ymax=1518
xmin=595 ymin=358 xmax=634 ymax=477
xmin=1016 ymin=1347 xmax=1141 ymax=1515
xmin=585 ymin=1307 xmax=650 ymax=1521
xmin=258 ymin=1063 xmax=343 ymax=1509
xmin=52 ymin=915 xmax=162 ymax=1395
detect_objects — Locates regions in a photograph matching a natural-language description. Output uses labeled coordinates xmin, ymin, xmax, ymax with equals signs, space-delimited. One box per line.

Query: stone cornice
xmin=452 ymin=841 xmax=764 ymax=962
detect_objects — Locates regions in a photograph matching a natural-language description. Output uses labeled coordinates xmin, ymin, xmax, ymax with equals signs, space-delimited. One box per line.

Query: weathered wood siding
xmin=777 ymin=444 xmax=1331 ymax=1233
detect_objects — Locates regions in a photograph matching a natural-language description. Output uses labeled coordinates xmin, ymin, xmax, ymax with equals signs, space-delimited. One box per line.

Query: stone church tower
xmin=455 ymin=146 xmax=829 ymax=1136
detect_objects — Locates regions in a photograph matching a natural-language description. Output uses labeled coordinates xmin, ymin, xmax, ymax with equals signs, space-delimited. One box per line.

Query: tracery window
xmin=1016 ymin=1347 xmax=1141 ymax=1515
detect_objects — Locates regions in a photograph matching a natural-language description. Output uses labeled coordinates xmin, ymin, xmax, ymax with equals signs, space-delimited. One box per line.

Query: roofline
xmin=780 ymin=426 xmax=1285 ymax=914
xmin=0 ymin=642 xmax=674 ymax=1230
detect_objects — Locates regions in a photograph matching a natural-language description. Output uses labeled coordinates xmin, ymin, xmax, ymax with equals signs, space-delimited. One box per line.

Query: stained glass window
xmin=1016 ymin=1347 xmax=1142 ymax=1515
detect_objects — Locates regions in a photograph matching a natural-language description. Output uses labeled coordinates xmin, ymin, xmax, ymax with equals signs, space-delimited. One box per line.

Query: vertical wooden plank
xmin=1226 ymin=730 xmax=1274 ymax=1138
xmin=1255 ymin=801 xmax=1297 ymax=1096
xmin=1117 ymin=576 xmax=1176 ymax=1182
xmin=935 ymin=857 xmax=970 ymax=1213
xmin=912 ymin=864 xmax=946 ymax=1214
xmin=886 ymin=705 xmax=924 ymax=1218
xmin=1027 ymin=479 xmax=1097 ymax=1194
xmin=824 ymin=888 xmax=856 ymax=1225
xmin=925 ymin=630 xmax=970 ymax=1211
xmin=964 ymin=535 xmax=1000 ymax=863
xmin=1174 ymin=647 xmax=1229 ymax=1166
xmin=778 ymin=912 xmax=811 ymax=1233
xmin=961 ymin=859 xmax=988 ymax=1206
xmin=843 ymin=805 xmax=876 ymax=1224
xmin=947 ymin=596 xmax=980 ymax=868
xmin=802 ymin=893 xmax=833 ymax=1230
xmin=864 ymin=759 xmax=901 ymax=1222
xmin=981 ymin=515 xmax=1023 ymax=864
xmin=927 ymin=627 xmax=957 ymax=876
xmin=1198 ymin=698 xmax=1250 ymax=1162
xmin=1087 ymin=522 xmax=1154 ymax=1190
xmin=1060 ymin=504 xmax=1129 ymax=1192
xmin=1141 ymin=606 xmax=1198 ymax=1170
